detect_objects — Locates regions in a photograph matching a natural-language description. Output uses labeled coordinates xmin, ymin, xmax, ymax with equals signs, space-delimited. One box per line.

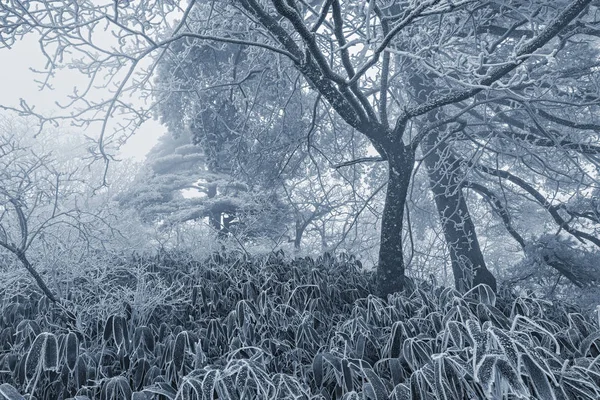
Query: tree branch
xmin=333 ymin=157 xmax=386 ymax=169
xmin=399 ymin=0 xmax=593 ymax=137
xmin=462 ymin=181 xmax=526 ymax=248
xmin=349 ymin=0 xmax=441 ymax=86
xmin=470 ymin=161 xmax=600 ymax=248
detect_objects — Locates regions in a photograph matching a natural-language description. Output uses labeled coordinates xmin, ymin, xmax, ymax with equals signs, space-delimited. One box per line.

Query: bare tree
xmin=0 ymin=135 xmax=61 ymax=302
xmin=0 ymin=118 xmax=134 ymax=323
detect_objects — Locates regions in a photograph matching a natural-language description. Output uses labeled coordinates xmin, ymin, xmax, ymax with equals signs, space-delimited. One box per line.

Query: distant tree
xmin=0 ymin=133 xmax=63 ymax=303
xmin=0 ymin=120 xmax=108 ymax=325
xmin=0 ymin=114 xmax=144 ymax=322
xmin=118 ymin=128 xmax=291 ymax=242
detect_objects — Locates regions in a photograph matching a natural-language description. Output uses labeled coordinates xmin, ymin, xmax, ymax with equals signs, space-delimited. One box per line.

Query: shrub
xmin=0 ymin=250 xmax=598 ymax=399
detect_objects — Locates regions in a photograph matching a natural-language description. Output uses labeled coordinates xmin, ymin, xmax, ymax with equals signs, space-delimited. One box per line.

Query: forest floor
xmin=0 ymin=250 xmax=599 ymax=400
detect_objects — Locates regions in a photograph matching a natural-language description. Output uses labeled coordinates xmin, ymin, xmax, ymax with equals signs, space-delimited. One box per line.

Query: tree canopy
xmin=2 ymin=0 xmax=600 ymax=295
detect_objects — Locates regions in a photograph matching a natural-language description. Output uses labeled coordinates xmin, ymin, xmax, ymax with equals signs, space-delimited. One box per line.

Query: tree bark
xmin=293 ymin=216 xmax=308 ymax=251
xmin=422 ymin=133 xmax=497 ymax=291
xmin=377 ymin=145 xmax=415 ymax=297
xmin=294 ymin=223 xmax=302 ymax=250
xmin=407 ymin=65 xmax=497 ymax=292
xmin=207 ymin=184 xmax=222 ymax=231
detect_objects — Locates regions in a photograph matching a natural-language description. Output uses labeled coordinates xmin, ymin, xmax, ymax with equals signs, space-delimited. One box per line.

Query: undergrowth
xmin=0 ymin=251 xmax=599 ymax=399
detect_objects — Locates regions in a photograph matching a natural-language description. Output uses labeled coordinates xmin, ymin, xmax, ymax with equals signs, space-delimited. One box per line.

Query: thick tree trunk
xmin=422 ymin=133 xmax=497 ymax=291
xmin=377 ymin=146 xmax=415 ymax=297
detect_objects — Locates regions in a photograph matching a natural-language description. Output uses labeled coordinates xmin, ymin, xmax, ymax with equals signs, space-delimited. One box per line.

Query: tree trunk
xmin=221 ymin=213 xmax=235 ymax=237
xmin=294 ymin=216 xmax=308 ymax=251
xmin=377 ymin=146 xmax=415 ymax=297
xmin=422 ymin=133 xmax=497 ymax=291
xmin=207 ymin=184 xmax=221 ymax=231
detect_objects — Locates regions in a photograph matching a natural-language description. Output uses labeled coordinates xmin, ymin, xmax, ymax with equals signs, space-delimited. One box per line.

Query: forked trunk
xmin=377 ymin=146 xmax=415 ymax=297
xmin=422 ymin=133 xmax=497 ymax=291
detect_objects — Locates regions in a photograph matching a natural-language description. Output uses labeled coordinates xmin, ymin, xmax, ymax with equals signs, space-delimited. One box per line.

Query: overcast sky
xmin=0 ymin=36 xmax=163 ymax=161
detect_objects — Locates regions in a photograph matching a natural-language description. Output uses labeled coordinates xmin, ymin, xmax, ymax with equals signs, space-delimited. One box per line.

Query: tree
xmin=118 ymin=128 xmax=291 ymax=243
xmin=0 ymin=118 xmax=107 ymax=323
xmin=154 ymin=40 xmax=301 ymax=238
xmin=1 ymin=0 xmax=597 ymax=295
xmin=0 ymin=112 xmax=153 ymax=326
xmin=423 ymin=16 xmax=600 ymax=291
xmin=404 ymin=67 xmax=497 ymax=291
xmin=151 ymin=36 xmax=381 ymax=255
xmin=0 ymin=133 xmax=63 ymax=304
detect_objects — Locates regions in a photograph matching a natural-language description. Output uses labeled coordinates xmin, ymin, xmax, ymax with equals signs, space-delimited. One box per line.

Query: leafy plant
xmin=0 ymin=250 xmax=599 ymax=399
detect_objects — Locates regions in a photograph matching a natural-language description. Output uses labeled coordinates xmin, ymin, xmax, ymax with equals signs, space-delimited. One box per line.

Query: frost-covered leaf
xmin=488 ymin=327 xmax=519 ymax=369
xmin=173 ymin=331 xmax=188 ymax=373
xmin=363 ymin=368 xmax=387 ymax=400
xmin=521 ymin=353 xmax=556 ymax=400
xmin=494 ymin=358 xmax=527 ymax=397
xmin=389 ymin=384 xmax=411 ymax=400
xmin=65 ymin=332 xmax=79 ymax=372
xmin=42 ymin=332 xmax=58 ymax=371
xmin=101 ymin=376 xmax=132 ymax=400
xmin=25 ymin=332 xmax=58 ymax=380
xmin=475 ymin=355 xmax=496 ymax=396
xmin=0 ymin=383 xmax=24 ymax=400
xmin=402 ymin=338 xmax=432 ymax=370
xmin=579 ymin=331 xmax=600 ymax=357
xmin=464 ymin=284 xmax=496 ymax=307
xmin=202 ymin=369 xmax=219 ymax=400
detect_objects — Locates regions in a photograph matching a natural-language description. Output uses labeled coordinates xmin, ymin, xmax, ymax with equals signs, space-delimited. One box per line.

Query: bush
xmin=0 ymin=250 xmax=599 ymax=399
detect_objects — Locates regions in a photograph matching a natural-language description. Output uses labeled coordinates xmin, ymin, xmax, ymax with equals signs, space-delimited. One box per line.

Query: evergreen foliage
xmin=116 ymin=131 xmax=290 ymax=240
xmin=0 ymin=251 xmax=598 ymax=399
